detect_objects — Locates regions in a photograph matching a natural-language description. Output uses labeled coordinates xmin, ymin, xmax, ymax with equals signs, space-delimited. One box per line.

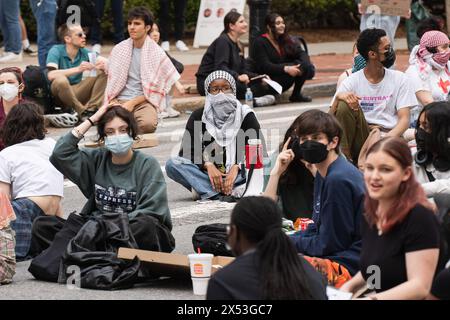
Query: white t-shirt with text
xmin=334 ymin=68 xmax=417 ymax=129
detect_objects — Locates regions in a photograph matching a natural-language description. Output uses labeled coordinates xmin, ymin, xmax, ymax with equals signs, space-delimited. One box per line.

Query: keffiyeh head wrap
xmin=410 ymin=31 xmax=450 ymax=80
xmin=204 ymin=70 xmax=237 ymax=96
xmin=202 ymin=70 xmax=254 ymax=172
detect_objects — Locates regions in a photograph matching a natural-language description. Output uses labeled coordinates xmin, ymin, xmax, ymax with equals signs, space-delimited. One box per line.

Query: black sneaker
xmin=289 ymin=94 xmax=312 ymax=103
xmin=23 ymin=46 xmax=38 ymax=57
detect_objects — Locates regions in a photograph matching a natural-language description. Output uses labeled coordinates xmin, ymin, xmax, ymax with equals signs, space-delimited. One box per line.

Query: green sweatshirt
xmin=50 ymin=132 xmax=172 ymax=230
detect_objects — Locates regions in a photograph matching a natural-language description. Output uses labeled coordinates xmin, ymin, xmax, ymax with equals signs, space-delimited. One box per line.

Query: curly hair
xmin=357 ymin=28 xmax=387 ymax=60
xmin=0 ymin=102 xmax=46 ymax=147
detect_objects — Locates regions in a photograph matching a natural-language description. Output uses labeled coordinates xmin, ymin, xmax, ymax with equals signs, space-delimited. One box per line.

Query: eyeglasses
xmin=209 ymin=85 xmax=232 ymax=95
xmin=74 ymin=32 xmax=86 ymax=38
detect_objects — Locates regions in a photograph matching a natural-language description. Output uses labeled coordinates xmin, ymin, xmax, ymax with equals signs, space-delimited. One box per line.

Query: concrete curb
xmin=172 ymin=81 xmax=336 ymax=112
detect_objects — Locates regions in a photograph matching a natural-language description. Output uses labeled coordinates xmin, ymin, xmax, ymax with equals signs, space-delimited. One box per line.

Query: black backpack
xmin=56 ymin=0 xmax=99 ymax=29
xmin=22 ymin=65 xmax=57 ymax=114
xmin=192 ymin=223 xmax=234 ymax=257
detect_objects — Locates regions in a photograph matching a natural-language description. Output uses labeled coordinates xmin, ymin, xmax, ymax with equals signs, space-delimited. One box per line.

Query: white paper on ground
xmin=326 ymin=286 xmax=353 ymax=300
xmin=262 ymin=78 xmax=283 ymax=94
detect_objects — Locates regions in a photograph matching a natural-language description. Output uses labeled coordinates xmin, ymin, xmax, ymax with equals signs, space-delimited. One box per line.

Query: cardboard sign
xmin=361 ymin=0 xmax=411 ymax=17
xmin=118 ymin=248 xmax=234 ymax=278
xmin=193 ymin=0 xmax=246 ymax=48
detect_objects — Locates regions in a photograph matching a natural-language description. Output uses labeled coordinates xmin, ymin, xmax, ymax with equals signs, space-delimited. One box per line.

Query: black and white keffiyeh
xmin=202 ymin=70 xmax=254 ymax=172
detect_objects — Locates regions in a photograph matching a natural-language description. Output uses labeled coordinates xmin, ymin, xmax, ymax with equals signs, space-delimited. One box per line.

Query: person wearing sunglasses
xmin=166 ymin=70 xmax=266 ymax=201
xmin=0 ymin=67 xmax=25 ymax=151
xmin=46 ymin=23 xmax=108 ymax=124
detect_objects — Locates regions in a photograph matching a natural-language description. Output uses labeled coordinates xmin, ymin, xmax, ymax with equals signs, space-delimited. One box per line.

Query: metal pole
xmin=247 ymin=0 xmax=272 ymax=57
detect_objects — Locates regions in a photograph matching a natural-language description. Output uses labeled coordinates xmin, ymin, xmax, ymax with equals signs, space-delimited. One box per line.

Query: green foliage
xmin=270 ymin=0 xmax=359 ymax=29
xmin=19 ymin=0 xmax=201 ymax=41
xmin=18 ymin=0 xmax=356 ymax=41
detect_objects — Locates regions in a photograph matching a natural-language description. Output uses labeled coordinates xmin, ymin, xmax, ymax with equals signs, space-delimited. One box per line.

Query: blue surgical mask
xmin=104 ymin=134 xmax=133 ymax=155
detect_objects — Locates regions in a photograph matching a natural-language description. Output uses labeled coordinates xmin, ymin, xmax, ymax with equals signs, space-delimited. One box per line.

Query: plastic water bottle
xmin=245 ymin=87 xmax=253 ymax=108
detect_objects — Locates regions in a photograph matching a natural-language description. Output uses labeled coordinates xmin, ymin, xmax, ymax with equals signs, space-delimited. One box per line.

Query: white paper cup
xmin=191 ymin=277 xmax=210 ymax=296
xmin=88 ymin=52 xmax=97 ymax=77
xmin=188 ymin=253 xmax=213 ymax=278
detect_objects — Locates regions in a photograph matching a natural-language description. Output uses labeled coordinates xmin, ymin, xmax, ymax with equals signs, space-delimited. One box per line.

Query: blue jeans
xmin=10 ymin=198 xmax=45 ymax=261
xmin=29 ymin=0 xmax=57 ymax=67
xmin=0 ymin=0 xmax=21 ymax=54
xmin=90 ymin=0 xmax=124 ymax=45
xmin=166 ymin=156 xmax=246 ymax=200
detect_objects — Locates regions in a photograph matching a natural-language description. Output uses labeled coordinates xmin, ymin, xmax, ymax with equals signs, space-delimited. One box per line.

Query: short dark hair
xmin=0 ymin=67 xmax=23 ymax=85
xmin=57 ymin=23 xmax=82 ymax=42
xmin=294 ymin=109 xmax=342 ymax=151
xmin=0 ymin=102 xmax=46 ymax=147
xmin=96 ymin=106 xmax=139 ymax=142
xmin=357 ymin=28 xmax=387 ymax=60
xmin=223 ymin=10 xmax=242 ymax=33
xmin=127 ymin=6 xmax=154 ymax=27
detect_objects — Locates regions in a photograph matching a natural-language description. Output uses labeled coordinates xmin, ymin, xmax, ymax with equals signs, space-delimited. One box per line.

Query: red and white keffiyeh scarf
xmin=409 ymin=30 xmax=450 ymax=81
xmin=0 ymin=193 xmax=15 ymax=229
xmin=104 ymin=36 xmax=180 ymax=111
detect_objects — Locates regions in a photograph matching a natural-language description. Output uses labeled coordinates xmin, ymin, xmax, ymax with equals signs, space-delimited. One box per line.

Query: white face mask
xmin=0 ymin=83 xmax=19 ymax=102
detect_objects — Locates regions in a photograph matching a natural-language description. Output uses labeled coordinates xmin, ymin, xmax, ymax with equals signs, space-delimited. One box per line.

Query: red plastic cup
xmin=245 ymin=139 xmax=263 ymax=169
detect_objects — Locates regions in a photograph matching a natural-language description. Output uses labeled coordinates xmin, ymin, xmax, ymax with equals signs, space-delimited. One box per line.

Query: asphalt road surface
xmin=0 ymin=98 xmax=329 ymax=300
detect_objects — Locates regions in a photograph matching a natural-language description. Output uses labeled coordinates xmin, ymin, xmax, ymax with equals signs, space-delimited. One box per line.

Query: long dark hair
xmin=97 ymin=106 xmax=139 ymax=142
xmin=364 ymin=137 xmax=434 ymax=234
xmin=231 ymin=196 xmax=315 ymax=300
xmin=418 ymin=101 xmax=450 ymax=164
xmin=265 ymin=13 xmax=296 ymax=57
xmin=0 ymin=102 xmax=46 ymax=147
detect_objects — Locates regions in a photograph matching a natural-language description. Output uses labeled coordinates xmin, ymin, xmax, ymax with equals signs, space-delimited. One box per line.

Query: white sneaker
xmin=175 ymin=40 xmax=189 ymax=52
xmin=0 ymin=52 xmax=22 ymax=63
xmin=160 ymin=111 xmax=170 ymax=119
xmin=161 ymin=41 xmax=170 ymax=52
xmin=166 ymin=105 xmax=180 ymax=118
xmin=254 ymin=94 xmax=276 ymax=107
xmin=92 ymin=44 xmax=102 ymax=54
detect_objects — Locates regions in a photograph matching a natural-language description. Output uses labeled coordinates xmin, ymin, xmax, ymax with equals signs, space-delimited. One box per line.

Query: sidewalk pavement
xmin=1 ymin=38 xmax=411 ymax=112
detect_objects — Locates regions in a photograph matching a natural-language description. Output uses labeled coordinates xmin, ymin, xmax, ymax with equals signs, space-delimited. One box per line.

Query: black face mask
xmin=415 ymin=127 xmax=432 ymax=151
xmin=299 ymin=140 xmax=329 ymax=164
xmin=381 ymin=47 xmax=396 ymax=68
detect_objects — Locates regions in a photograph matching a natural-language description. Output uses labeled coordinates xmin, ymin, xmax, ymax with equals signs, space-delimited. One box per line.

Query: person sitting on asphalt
xmin=330 ymin=28 xmax=417 ymax=164
xmin=0 ymin=103 xmax=64 ymax=261
xmin=150 ymin=22 xmax=185 ymax=119
xmin=166 ymin=70 xmax=266 ymax=201
xmin=250 ymin=13 xmax=315 ymax=103
xmin=104 ymin=6 xmax=180 ymax=134
xmin=46 ymin=23 xmax=108 ymax=122
xmin=412 ymin=101 xmax=450 ymax=199
xmin=263 ymin=115 xmax=315 ymax=222
xmin=30 ymin=104 xmax=175 ymax=260
xmin=0 ymin=192 xmax=16 ymax=285
xmin=195 ymin=10 xmax=275 ymax=106
xmin=404 ymin=31 xmax=450 ymax=140
xmin=286 ymin=110 xmax=365 ymax=288
xmin=207 ymin=196 xmax=328 ymax=300
xmin=340 ymin=137 xmax=440 ymax=300
xmin=0 ymin=67 xmax=25 ymax=151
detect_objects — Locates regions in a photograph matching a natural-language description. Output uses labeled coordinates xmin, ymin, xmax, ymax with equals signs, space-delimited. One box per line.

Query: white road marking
xmin=170 ymin=201 xmax=236 ymax=219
